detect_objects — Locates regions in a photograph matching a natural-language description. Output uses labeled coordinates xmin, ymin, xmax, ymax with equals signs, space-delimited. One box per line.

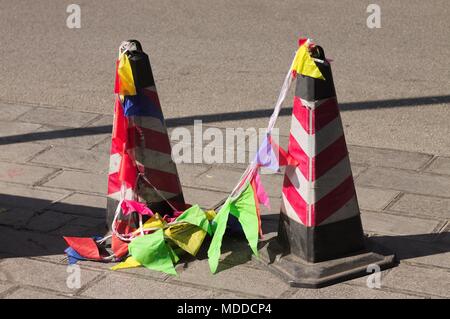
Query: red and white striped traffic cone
xmin=106 ymin=40 xmax=185 ymax=227
xmin=259 ymin=43 xmax=395 ymax=288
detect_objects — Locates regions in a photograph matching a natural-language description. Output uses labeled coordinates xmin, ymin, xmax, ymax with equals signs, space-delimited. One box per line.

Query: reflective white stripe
xmin=286 ymin=155 xmax=352 ymax=205
xmin=134 ymin=148 xmax=178 ymax=175
xmin=290 ymin=115 xmax=343 ymax=158
xmin=319 ymin=195 xmax=360 ymax=226
xmin=299 ymin=97 xmax=336 ymax=110
xmin=130 ymin=116 xmax=166 ymax=133
xmin=108 ymin=153 xmax=122 ymax=174
xmin=281 ymin=192 xmax=304 ymax=225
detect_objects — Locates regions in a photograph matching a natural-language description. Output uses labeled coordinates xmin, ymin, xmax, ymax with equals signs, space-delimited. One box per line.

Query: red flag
xmin=63 ymin=237 xmax=101 ymax=260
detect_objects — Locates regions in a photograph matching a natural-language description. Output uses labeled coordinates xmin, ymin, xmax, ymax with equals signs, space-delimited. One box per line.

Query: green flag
xmin=230 ymin=184 xmax=259 ymax=257
xmin=207 ymin=199 xmax=231 ymax=273
xmin=175 ymin=204 xmax=210 ymax=234
xmin=128 ymin=229 xmax=177 ymax=275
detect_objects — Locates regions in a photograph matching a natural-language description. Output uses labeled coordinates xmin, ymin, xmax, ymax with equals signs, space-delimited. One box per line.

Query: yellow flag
xmin=164 ymin=223 xmax=207 ymax=256
xmin=291 ymin=44 xmax=325 ymax=80
xmin=117 ymin=53 xmax=136 ymax=96
xmin=132 ymin=213 xmax=166 ymax=236
xmin=111 ymin=256 xmax=141 ymax=270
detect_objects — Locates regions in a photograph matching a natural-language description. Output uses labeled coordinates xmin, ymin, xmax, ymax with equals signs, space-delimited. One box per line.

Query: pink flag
xmin=252 ymin=171 xmax=271 ymax=210
xmin=121 ymin=200 xmax=154 ymax=216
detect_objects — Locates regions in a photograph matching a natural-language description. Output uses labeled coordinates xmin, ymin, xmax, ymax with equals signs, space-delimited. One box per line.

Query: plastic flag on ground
xmin=207 ymin=181 xmax=260 ymax=273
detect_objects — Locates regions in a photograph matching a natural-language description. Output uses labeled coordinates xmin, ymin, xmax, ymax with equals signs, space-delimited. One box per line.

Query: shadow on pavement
xmin=0 ymin=194 xmax=108 ymax=259
xmin=1 ymin=94 xmax=450 ymax=146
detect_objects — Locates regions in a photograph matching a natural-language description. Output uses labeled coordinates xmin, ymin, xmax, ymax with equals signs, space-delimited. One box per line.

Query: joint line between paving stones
xmin=417 ymin=155 xmax=439 ymax=172
xmin=32 ymin=168 xmax=64 ymax=187
xmin=0 ymin=285 xmax=21 ymax=299
xmin=362 ymin=208 xmax=445 ymax=225
xmin=24 ymin=145 xmax=54 ymax=163
xmin=73 ymin=272 xmax=108 ymax=297
xmin=382 ymin=192 xmax=405 ymax=211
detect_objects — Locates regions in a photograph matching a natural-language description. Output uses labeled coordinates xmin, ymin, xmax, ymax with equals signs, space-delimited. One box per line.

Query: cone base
xmin=255 ymin=236 xmax=396 ymax=289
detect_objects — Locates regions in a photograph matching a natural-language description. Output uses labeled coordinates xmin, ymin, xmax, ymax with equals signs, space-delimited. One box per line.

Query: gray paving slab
xmin=0 ymin=208 xmax=36 ymax=228
xmin=182 ymin=186 xmax=228 ymax=209
xmin=389 ymin=193 xmax=450 ymax=220
xmin=4 ymin=287 xmax=71 ymax=299
xmin=43 ymin=170 xmax=107 ymax=194
xmin=289 ymin=282 xmax=419 ymax=299
xmin=0 ymin=282 xmax=16 ymax=295
xmin=0 ymin=162 xmax=57 ymax=185
xmin=357 ymin=167 xmax=450 ymax=198
xmin=26 ymin=211 xmax=77 ymax=232
xmin=17 ymin=107 xmax=98 ymax=128
xmin=50 ymin=192 xmax=107 ymax=218
xmin=424 ymin=156 xmax=450 ymax=176
xmin=0 ymin=142 xmax=48 ymax=163
xmin=0 ymin=182 xmax=67 ymax=210
xmin=0 ymin=225 xmax=67 ymax=257
xmin=0 ymin=104 xmax=32 ymax=121
xmin=32 ymin=125 xmax=109 ymax=150
xmin=177 ymin=163 xmax=211 ymax=188
xmin=0 ymin=258 xmax=101 ymax=294
xmin=81 ymin=273 xmax=215 ymax=299
xmin=168 ymin=259 xmax=290 ymax=298
xmin=355 ymin=186 xmax=400 ymax=211
xmin=382 ymin=263 xmax=450 ymax=298
xmin=347 ymin=145 xmax=432 ymax=170
xmin=361 ymin=211 xmax=441 ymax=237
xmin=371 ymin=235 xmax=450 ymax=269
xmin=32 ymin=146 xmax=108 ymax=173
xmin=0 ymin=121 xmax=41 ymax=139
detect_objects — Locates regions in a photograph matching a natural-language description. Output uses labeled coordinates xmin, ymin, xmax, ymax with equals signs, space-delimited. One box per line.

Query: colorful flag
xmin=207 ymin=199 xmax=231 ymax=273
xmin=291 ymin=40 xmax=325 ymax=80
xmin=128 ymin=229 xmax=177 ymax=275
xmin=121 ymin=199 xmax=154 ymax=217
xmin=115 ymin=53 xmax=137 ymax=96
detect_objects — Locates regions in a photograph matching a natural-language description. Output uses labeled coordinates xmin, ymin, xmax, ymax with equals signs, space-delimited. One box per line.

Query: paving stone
xmin=4 ymin=287 xmax=72 ymax=299
xmin=50 ymin=193 xmax=107 ymax=218
xmin=51 ymin=223 xmax=106 ymax=238
xmin=348 ymin=145 xmax=432 ymax=170
xmin=351 ymin=164 xmax=368 ymax=179
xmin=85 ymin=115 xmax=113 ymax=128
xmin=0 ymin=258 xmax=101 ymax=294
xmin=289 ymin=282 xmax=419 ymax=299
xmin=0 ymin=142 xmax=48 ymax=163
xmin=17 ymin=107 xmax=98 ymax=128
xmin=0 ymin=226 xmax=67 ymax=257
xmin=182 ymin=186 xmax=228 ymax=209
xmin=0 ymin=208 xmax=36 ymax=228
xmin=0 ymin=183 xmax=66 ymax=210
xmin=0 ymin=162 xmax=57 ymax=185
xmin=168 ymin=259 xmax=289 ymax=298
xmin=389 ymin=193 xmax=450 ymax=220
xmin=32 ymin=125 xmax=110 ymax=150
xmin=424 ymin=157 xmax=450 ymax=175
xmin=361 ymin=211 xmax=441 ymax=237
xmin=81 ymin=273 xmax=214 ymax=299
xmin=0 ymin=282 xmax=16 ymax=294
xmin=89 ymin=137 xmax=111 ymax=153
xmin=355 ymin=187 xmax=400 ymax=211
xmin=178 ymin=164 xmax=211 ymax=188
xmin=382 ymin=263 xmax=450 ymax=298
xmin=0 ymin=104 xmax=32 ymax=121
xmin=196 ymin=167 xmax=245 ymax=192
xmin=43 ymin=171 xmax=107 ymax=194
xmin=26 ymin=211 xmax=76 ymax=232
xmin=371 ymin=235 xmax=450 ymax=269
xmin=356 ymin=167 xmax=450 ymax=198
xmin=32 ymin=146 xmax=108 ymax=173
xmin=0 ymin=122 xmax=41 ymax=140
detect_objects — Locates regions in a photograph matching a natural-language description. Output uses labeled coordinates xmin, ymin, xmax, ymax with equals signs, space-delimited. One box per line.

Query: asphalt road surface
xmin=1 ymin=0 xmax=449 ymax=155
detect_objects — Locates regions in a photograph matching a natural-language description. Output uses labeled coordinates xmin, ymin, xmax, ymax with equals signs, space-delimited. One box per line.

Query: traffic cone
xmin=106 ymin=40 xmax=186 ymax=228
xmin=258 ymin=42 xmax=395 ymax=288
